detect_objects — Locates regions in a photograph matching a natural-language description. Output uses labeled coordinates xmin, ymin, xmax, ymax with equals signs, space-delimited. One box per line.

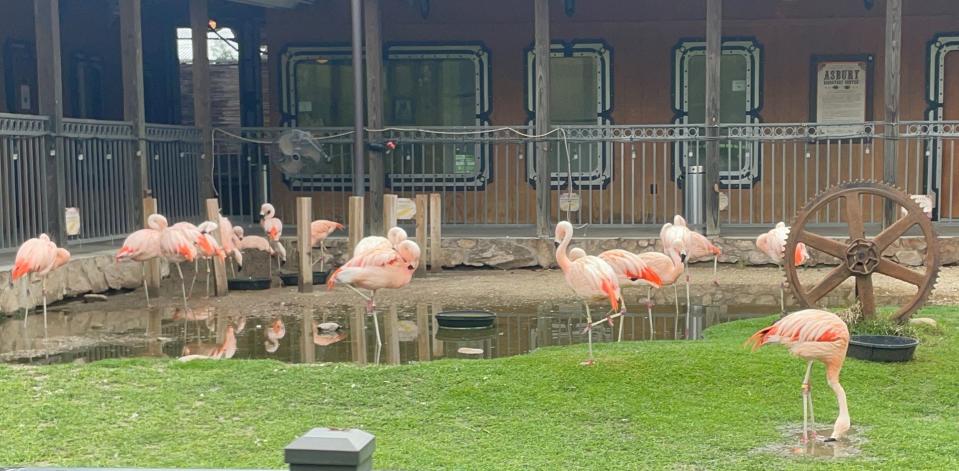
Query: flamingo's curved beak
xmin=553 ymin=240 xmax=561 ymax=248
xmin=680 ymin=252 xmax=688 ymax=263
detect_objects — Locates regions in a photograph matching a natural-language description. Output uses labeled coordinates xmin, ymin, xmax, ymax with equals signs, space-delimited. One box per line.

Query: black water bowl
xmin=227 ymin=277 xmax=272 ymax=291
xmin=278 ymin=270 xmax=331 ymax=286
xmin=435 ymin=326 xmax=496 ymax=341
xmin=436 ymin=310 xmax=496 ymax=329
xmin=847 ymin=335 xmax=919 ymax=362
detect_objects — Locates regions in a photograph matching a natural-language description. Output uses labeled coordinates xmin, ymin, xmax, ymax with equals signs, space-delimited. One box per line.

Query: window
xmin=280 ymin=44 xmax=491 ymax=190
xmin=526 ymin=41 xmax=612 ymax=188
xmin=925 ymin=33 xmax=959 ymax=220
xmin=672 ymin=38 xmax=762 ymax=187
xmin=176 ymin=27 xmax=239 ymax=64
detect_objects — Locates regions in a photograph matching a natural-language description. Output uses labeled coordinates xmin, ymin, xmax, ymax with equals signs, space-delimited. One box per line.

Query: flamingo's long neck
xmin=666 ymin=247 xmax=685 ymax=281
xmin=555 ymin=228 xmax=573 ymax=272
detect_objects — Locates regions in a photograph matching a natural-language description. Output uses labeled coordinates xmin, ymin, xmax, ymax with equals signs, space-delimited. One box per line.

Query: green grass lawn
xmin=2 ymin=307 xmax=958 ymax=470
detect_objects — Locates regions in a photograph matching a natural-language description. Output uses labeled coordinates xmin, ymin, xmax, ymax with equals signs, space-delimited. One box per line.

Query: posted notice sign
xmin=816 ymin=61 xmax=868 ymax=135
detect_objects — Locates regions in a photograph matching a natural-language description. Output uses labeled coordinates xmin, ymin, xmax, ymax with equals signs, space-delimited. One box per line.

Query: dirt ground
xmin=49 ymin=264 xmax=959 ymax=318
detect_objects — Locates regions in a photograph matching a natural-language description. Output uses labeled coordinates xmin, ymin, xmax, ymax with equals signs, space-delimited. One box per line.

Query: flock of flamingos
xmin=10 ymin=204 xmax=849 ymax=444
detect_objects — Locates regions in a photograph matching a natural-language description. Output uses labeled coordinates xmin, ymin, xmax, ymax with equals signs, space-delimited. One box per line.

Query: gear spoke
xmin=843 ymin=192 xmax=865 ymax=239
xmin=876 ymin=259 xmax=924 ymax=286
xmin=807 ymin=266 xmax=851 ymax=303
xmin=799 ymin=231 xmax=847 ymax=259
xmin=874 ymin=212 xmax=920 ymax=252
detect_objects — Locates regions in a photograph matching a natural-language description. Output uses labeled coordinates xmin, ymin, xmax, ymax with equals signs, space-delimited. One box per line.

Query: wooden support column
xmin=296 ymin=197 xmax=314 ymax=292
xmin=414 ymin=194 xmax=428 ymax=275
xmin=533 ymin=0 xmax=551 ymax=237
xmin=34 ymin=0 xmax=66 ymax=245
xmin=348 ymin=196 xmax=365 ymax=254
xmin=190 ymin=0 xmax=214 ymax=200
xmin=383 ymin=194 xmax=397 ymax=231
xmin=120 ymin=0 xmax=149 ymax=223
xmin=364 ymin=0 xmax=385 ymax=234
xmin=205 ymin=198 xmax=229 ymax=295
xmin=704 ymin=0 xmax=722 ymax=236
xmin=142 ymin=197 xmax=161 ymax=293
xmin=429 ymin=193 xmax=442 ymax=272
xmin=300 ymin=310 xmax=316 ymax=364
xmin=883 ymin=0 xmax=902 ymax=228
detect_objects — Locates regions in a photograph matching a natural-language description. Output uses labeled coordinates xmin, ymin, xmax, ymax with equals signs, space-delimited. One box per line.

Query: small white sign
xmin=719 ymin=192 xmax=729 ymax=211
xmin=396 ymin=198 xmax=416 ymax=219
xmin=559 ymin=192 xmax=581 ymax=212
xmin=65 ymin=207 xmax=81 ymax=235
xmin=731 ymin=80 xmax=746 ymax=92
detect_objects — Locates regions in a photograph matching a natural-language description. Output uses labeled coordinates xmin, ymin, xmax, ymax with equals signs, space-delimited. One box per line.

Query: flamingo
xmin=353 ymin=226 xmax=408 ymax=257
xmin=172 ymin=221 xmax=221 ymax=297
xmin=161 ymin=220 xmax=197 ymax=312
xmin=233 ymin=226 xmax=279 ymax=281
xmin=572 ymin=248 xmax=663 ymax=341
xmin=264 ymin=317 xmax=286 ymax=353
xmin=217 ymin=215 xmax=243 ymax=276
xmin=116 ymin=213 xmax=167 ymax=308
xmin=638 ymin=241 xmax=687 ymax=339
xmin=260 ymin=203 xmax=287 ymax=271
xmin=756 ymin=222 xmax=811 ymax=313
xmin=746 ymin=309 xmax=851 ymax=444
xmin=554 ymin=221 xmax=624 ymax=365
xmin=310 ymin=219 xmax=344 ymax=270
xmin=663 ymin=215 xmax=722 ymax=282
xmin=327 ymin=239 xmax=420 ymax=348
xmin=12 ymin=234 xmax=70 ymax=339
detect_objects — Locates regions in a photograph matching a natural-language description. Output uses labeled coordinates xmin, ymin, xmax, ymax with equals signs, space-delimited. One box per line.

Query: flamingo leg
xmin=647 ymin=286 xmax=654 ymax=341
xmin=368 ymin=290 xmax=382 ymax=348
xmin=779 ymin=264 xmax=786 ymax=314
xmin=802 ymin=360 xmax=814 ymax=444
xmin=41 ymin=277 xmax=48 ymax=343
xmin=188 ymin=261 xmax=199 ymax=298
xmin=205 ymin=259 xmax=211 ymax=297
xmin=582 ymin=300 xmax=594 ymax=365
xmin=712 ymin=255 xmax=719 ymax=286
xmin=141 ymin=263 xmax=151 ymax=308
xmin=684 ymin=262 xmax=691 ymax=339
xmin=673 ymin=284 xmax=680 ymax=340
xmin=175 ymin=263 xmax=189 ymax=312
xmin=617 ymin=306 xmax=624 ymax=342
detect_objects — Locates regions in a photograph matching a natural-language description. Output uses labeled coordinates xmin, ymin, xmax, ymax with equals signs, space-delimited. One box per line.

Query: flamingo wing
xmin=13 ymin=236 xmax=57 ymax=280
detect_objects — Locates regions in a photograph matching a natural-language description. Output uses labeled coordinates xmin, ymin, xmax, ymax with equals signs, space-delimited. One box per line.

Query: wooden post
xmin=351 ymin=305 xmax=368 ymax=365
xmin=384 ymin=305 xmax=400 ymax=365
xmin=142 ymin=197 xmax=161 ymax=293
xmin=348 ymin=196 xmax=365 ymax=254
xmin=704 ymin=0 xmax=722 ymax=236
xmin=364 ymin=0 xmax=385 ymax=235
xmin=190 ymin=0 xmax=214 ymax=200
xmin=300 ymin=309 xmax=316 ymax=363
xmin=429 ymin=193 xmax=442 ymax=272
xmin=204 ymin=199 xmax=229 ymax=295
xmin=533 ymin=0 xmax=551 ymax=238
xmin=383 ymin=194 xmax=397 ymax=232
xmin=883 ymin=0 xmax=902 ymax=228
xmin=296 ymin=197 xmax=313 ymax=292
xmin=431 ymin=303 xmax=444 ymax=358
xmin=34 ymin=0 xmax=66 ymax=245
xmin=415 ymin=194 xmax=428 ymax=275
xmin=120 ymin=0 xmax=148 ymax=220
xmin=416 ymin=303 xmax=430 ymax=361
xmin=349 ymin=0 xmax=366 ymax=196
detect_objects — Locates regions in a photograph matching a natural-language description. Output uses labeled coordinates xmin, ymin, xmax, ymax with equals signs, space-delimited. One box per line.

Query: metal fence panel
xmin=0 ymin=113 xmax=50 ymax=251
xmin=147 ymin=124 xmax=205 ymax=224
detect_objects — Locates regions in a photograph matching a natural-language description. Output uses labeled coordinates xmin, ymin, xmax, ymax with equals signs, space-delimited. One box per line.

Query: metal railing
xmin=0 ymin=113 xmax=50 ymax=251
xmin=61 ymin=118 xmax=138 ymax=243
xmin=146 ymin=124 xmax=205 ymax=224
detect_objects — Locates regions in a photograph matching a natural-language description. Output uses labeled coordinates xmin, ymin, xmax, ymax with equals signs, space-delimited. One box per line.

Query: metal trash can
xmin=685 ymin=165 xmax=705 ymax=227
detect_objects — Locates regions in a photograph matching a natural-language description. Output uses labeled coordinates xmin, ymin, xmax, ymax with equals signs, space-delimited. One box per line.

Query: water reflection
xmin=0 ymin=298 xmax=772 ymax=365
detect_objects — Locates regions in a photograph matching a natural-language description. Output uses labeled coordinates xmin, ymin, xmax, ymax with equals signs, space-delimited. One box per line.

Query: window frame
xmin=671 ymin=37 xmax=763 ymax=188
xmin=278 ymin=43 xmax=491 ymax=191
xmin=524 ymin=40 xmax=613 ymax=189
xmin=923 ymin=32 xmax=959 ymax=218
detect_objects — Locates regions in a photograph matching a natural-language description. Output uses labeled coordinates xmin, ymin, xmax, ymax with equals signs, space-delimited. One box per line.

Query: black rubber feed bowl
xmin=436 ymin=326 xmax=496 ymax=341
xmin=847 ymin=335 xmax=919 ymax=362
xmin=278 ymin=270 xmax=331 ymax=286
xmin=435 ymin=310 xmax=496 ymax=329
xmin=227 ymin=277 xmax=272 ymax=290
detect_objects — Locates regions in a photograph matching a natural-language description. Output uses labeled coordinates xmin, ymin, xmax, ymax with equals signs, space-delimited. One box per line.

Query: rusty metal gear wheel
xmin=784 ymin=180 xmax=939 ymax=322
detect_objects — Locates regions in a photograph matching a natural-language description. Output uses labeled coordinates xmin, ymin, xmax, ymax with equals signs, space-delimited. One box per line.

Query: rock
xmin=457 ymin=347 xmax=484 ymax=355
xmin=317 ymin=322 xmax=341 ymax=332
xmin=894 ymin=250 xmax=923 ymax=267
xmin=909 ymin=317 xmax=937 ymax=328
xmin=83 ymin=294 xmax=108 ymax=303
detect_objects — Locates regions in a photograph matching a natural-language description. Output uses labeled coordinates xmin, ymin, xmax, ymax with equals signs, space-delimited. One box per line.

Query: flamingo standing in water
xmin=746 ymin=309 xmax=851 ymax=444
xmin=12 ymin=234 xmax=70 ymax=338
xmin=327 ymin=239 xmax=421 ymax=347
xmin=171 ymin=221 xmax=221 ymax=297
xmin=161 ymin=221 xmax=197 ymax=312
xmin=217 ymin=216 xmax=243 ymax=276
xmin=661 ymin=215 xmax=721 ymax=335
xmin=756 ymin=221 xmax=811 ymax=313
xmin=554 ymin=221 xmax=624 ymax=365
xmin=116 ymin=214 xmax=166 ymax=308
xmin=353 ymin=227 xmax=408 ymax=257
xmin=310 ymin=219 xmax=344 ymax=270
xmin=638 ymin=241 xmax=687 ymax=339
xmin=571 ymin=248 xmax=663 ymax=341
xmin=260 ymin=203 xmax=287 ymax=270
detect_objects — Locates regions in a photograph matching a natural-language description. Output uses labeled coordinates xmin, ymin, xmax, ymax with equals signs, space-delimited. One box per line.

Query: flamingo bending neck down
xmin=756 ymin=221 xmax=810 ymax=313
xmin=328 ymin=239 xmax=421 ymax=348
xmin=310 ymin=219 xmax=345 ymax=270
xmin=746 ymin=309 xmax=850 ymax=443
xmin=554 ymin=221 xmax=624 ymax=365
xmin=12 ymin=234 xmax=70 ymax=340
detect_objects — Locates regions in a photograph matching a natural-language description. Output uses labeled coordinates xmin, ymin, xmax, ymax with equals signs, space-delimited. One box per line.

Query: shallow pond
xmin=0 ymin=296 xmax=775 ymax=365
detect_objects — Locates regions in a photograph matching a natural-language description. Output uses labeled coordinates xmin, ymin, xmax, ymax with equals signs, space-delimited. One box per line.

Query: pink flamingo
xmin=571 ymin=248 xmax=663 ymax=341
xmin=233 ymin=226 xmax=280 ymax=281
xmin=260 ymin=203 xmax=287 ymax=270
xmin=664 ymin=215 xmax=722 ymax=281
xmin=116 ymin=214 xmax=167 ymax=308
xmin=310 ymin=219 xmax=344 ymax=270
xmin=746 ymin=309 xmax=850 ymax=444
xmin=756 ymin=221 xmax=811 ymax=312
xmin=353 ymin=227 xmax=408 ymax=257
xmin=161 ymin=220 xmax=197 ymax=312
xmin=171 ymin=221 xmax=221 ymax=297
xmin=328 ymin=239 xmax=421 ymax=347
xmin=12 ymin=234 xmax=70 ymax=338
xmin=638 ymin=241 xmax=687 ymax=339
xmin=554 ymin=221 xmax=624 ymax=365
xmin=217 ymin=216 xmax=243 ymax=275
xmin=264 ymin=317 xmax=286 ymax=353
